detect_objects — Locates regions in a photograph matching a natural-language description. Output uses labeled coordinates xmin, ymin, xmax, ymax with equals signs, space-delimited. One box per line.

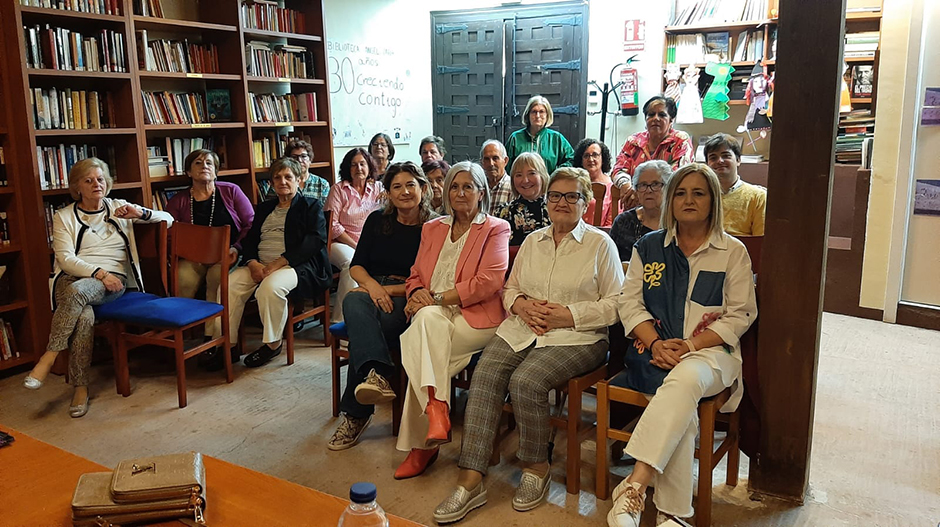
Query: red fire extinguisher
xmin=620 ymin=66 xmax=638 ymax=116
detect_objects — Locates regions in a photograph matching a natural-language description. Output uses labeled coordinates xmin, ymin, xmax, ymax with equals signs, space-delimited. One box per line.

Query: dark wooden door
xmin=431 ymin=2 xmax=588 ymax=163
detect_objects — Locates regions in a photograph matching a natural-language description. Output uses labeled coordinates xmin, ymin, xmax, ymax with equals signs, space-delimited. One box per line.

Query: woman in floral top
xmin=495 ymin=152 xmax=550 ymax=246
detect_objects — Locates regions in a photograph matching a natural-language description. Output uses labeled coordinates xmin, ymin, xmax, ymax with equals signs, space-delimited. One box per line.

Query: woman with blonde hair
xmin=23 ymin=158 xmax=173 ymax=417
xmin=495 ymin=152 xmax=551 ymax=246
xmin=609 ymin=163 xmax=757 ymax=527
xmin=505 ymin=95 xmax=574 ymax=174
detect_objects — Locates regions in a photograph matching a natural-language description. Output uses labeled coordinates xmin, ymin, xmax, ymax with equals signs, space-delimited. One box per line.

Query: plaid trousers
xmin=458 ymin=336 xmax=607 ymax=474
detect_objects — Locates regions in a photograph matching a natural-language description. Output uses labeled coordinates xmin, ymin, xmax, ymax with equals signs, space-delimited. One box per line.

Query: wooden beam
xmin=749 ymin=0 xmax=846 ymax=501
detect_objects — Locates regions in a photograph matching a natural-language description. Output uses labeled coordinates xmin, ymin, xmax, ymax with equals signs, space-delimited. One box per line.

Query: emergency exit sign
xmin=624 ymin=19 xmax=646 ymax=52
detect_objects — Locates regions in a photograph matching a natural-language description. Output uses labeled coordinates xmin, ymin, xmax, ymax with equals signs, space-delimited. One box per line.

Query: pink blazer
xmin=406 ymin=215 xmax=510 ymax=329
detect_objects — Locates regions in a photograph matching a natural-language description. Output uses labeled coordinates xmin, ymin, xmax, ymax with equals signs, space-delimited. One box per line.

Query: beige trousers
xmin=177 ymin=259 xmax=222 ymax=336
xmin=223 ymin=266 xmax=298 ymax=345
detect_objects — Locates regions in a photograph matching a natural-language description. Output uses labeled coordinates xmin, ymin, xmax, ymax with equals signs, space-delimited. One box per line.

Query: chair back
xmin=735 ymin=235 xmax=763 ymax=275
xmin=133 ymin=221 xmax=168 ymax=297
xmin=609 ymin=185 xmax=621 ymax=224
xmin=169 ymin=223 xmax=231 ymax=297
xmin=324 ymin=210 xmax=333 ymax=256
xmin=591 ymin=182 xmax=607 ymax=226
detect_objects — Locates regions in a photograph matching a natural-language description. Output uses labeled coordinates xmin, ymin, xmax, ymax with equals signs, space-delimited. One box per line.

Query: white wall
xmin=323 ymin=0 xmax=683 ymax=168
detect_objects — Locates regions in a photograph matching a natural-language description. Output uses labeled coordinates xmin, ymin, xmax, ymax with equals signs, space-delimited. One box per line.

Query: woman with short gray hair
xmin=505 ymin=95 xmax=575 ymax=174
xmin=23 ymin=158 xmax=173 ymax=418
xmin=392 ymin=161 xmax=510 ymax=480
xmin=609 ymin=159 xmax=673 ymax=261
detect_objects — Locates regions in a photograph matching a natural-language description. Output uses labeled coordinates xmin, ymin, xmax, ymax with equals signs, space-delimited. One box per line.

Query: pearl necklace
xmin=190 ymin=188 xmax=216 ymax=227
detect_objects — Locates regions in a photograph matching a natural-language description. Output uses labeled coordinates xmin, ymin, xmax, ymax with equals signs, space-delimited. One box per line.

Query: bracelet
xmin=648 ymin=337 xmax=661 ymax=350
xmin=684 ymin=339 xmax=697 ymax=353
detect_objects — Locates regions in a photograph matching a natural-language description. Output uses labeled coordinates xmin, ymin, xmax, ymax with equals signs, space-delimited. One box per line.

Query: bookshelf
xmin=0 ymin=0 xmax=335 ymax=363
xmin=665 ymin=0 xmax=883 ymax=165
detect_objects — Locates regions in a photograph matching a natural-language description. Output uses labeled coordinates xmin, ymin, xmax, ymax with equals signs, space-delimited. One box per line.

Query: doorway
xmin=430 ymin=2 xmax=589 ymax=162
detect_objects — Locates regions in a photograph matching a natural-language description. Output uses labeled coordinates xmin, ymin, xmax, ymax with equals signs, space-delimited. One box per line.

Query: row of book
xmin=31 ymin=88 xmax=116 ymax=131
xmin=844 ymin=31 xmax=879 ymax=59
xmin=836 ymin=110 xmax=875 ymax=165
xmin=133 ymin=0 xmax=164 ymax=17
xmin=0 ymin=147 xmax=7 ymax=187
xmin=150 ymin=186 xmax=188 ymax=212
xmin=249 ymin=92 xmax=318 ymax=123
xmin=37 ymin=143 xmax=115 ymax=190
xmin=18 ymin=0 xmax=121 ymax=15
xmin=137 ymin=31 xmax=221 ymax=74
xmin=671 ymin=0 xmax=766 ymax=26
xmin=245 ymin=41 xmax=315 ymax=79
xmin=141 ymin=91 xmax=208 ymax=125
xmin=23 ymin=24 xmax=127 ymax=73
xmin=253 ymin=132 xmax=288 ymax=169
xmin=43 ymin=201 xmax=68 ymax=247
xmin=0 ymin=318 xmax=19 ymax=361
xmin=146 ymin=135 xmax=228 ymax=177
xmin=732 ymin=30 xmax=764 ymax=62
xmin=0 ymin=212 xmax=11 ymax=246
xmin=665 ymin=33 xmax=706 ymax=66
xmin=241 ymin=0 xmax=307 ymax=34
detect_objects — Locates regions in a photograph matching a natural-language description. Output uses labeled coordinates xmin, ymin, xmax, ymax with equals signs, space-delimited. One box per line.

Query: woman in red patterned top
xmin=612 ymin=95 xmax=693 ymax=209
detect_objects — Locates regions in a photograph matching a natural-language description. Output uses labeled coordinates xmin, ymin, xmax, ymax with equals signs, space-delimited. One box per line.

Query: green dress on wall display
xmin=702 ymin=62 xmax=734 ymax=121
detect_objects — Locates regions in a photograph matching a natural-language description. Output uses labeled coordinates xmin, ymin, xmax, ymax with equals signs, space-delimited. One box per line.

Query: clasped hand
xmin=351 ymin=283 xmax=395 ymax=314
xmin=513 ymin=297 xmax=573 ymax=336
xmin=404 ymin=288 xmax=434 ymax=319
xmin=649 ymin=338 xmax=690 ymax=370
xmin=247 ymin=259 xmax=282 ymax=284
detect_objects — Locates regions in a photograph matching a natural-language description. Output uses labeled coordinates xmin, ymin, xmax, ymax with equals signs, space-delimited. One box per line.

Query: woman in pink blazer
xmin=394 ymin=161 xmax=510 ymax=480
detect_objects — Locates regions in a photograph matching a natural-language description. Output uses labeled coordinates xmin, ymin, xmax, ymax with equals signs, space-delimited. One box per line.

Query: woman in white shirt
xmin=23 ymin=158 xmax=173 ymax=417
xmin=432 ymin=167 xmax=624 ymax=523
xmin=608 ymin=163 xmax=757 ymax=527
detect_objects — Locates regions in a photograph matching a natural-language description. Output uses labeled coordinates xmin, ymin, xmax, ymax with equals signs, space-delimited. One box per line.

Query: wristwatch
xmin=433 ymin=292 xmax=445 ymax=305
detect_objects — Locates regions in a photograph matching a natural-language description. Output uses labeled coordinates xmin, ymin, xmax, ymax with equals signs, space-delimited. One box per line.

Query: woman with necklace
xmin=221 ymin=157 xmax=331 ymax=369
xmin=23 ymin=158 xmax=173 ymax=417
xmin=166 ymin=149 xmax=254 ymax=370
xmin=610 ymin=160 xmax=673 ymax=262
xmin=392 ymin=161 xmax=510 ymax=480
xmin=574 ymin=138 xmax=615 ymax=227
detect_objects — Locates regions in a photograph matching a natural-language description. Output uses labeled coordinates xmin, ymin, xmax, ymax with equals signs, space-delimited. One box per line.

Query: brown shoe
xmin=327 ymin=414 xmax=372 ymax=451
xmin=354 ymin=369 xmax=396 ymax=405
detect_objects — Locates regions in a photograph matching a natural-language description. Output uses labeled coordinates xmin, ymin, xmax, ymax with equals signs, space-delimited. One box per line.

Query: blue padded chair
xmin=107 ymin=223 xmax=233 ymax=408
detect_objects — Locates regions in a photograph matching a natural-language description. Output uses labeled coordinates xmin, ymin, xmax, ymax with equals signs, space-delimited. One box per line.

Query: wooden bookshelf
xmin=0 ymin=0 xmax=335 ymax=362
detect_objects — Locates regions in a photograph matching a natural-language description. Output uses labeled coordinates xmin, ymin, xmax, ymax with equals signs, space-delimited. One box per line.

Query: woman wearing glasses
xmin=609 ymin=160 xmax=673 ymax=262
xmin=573 ymin=138 xmax=614 ymax=227
xmin=432 ymin=167 xmax=623 ymax=523
xmin=260 ymin=140 xmax=331 ymax=203
xmin=505 ymin=95 xmax=574 ymax=175
xmin=369 ymin=132 xmax=395 ymax=178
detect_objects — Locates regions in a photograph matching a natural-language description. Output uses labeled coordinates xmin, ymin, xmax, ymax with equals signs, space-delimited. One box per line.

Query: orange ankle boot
xmin=394 ymin=447 xmax=440 ymax=479
xmin=425 ymin=387 xmax=451 ymax=447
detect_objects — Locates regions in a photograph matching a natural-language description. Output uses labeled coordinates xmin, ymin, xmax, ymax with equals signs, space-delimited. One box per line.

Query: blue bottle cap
xmin=349 ymin=482 xmax=377 ymax=503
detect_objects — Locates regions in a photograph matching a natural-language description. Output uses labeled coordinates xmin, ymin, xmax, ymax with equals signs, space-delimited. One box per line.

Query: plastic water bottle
xmin=337 ymin=482 xmax=388 ymax=527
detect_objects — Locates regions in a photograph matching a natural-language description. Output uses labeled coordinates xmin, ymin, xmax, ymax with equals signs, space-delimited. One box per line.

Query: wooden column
xmin=749 ymin=0 xmax=846 ymax=501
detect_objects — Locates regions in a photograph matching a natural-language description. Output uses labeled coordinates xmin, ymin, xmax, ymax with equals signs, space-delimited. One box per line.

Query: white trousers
xmin=396 ymin=306 xmax=497 ymax=452
xmin=225 ymin=266 xmax=298 ymax=345
xmin=329 ymin=243 xmax=356 ymax=322
xmin=623 ymin=354 xmax=729 ymax=518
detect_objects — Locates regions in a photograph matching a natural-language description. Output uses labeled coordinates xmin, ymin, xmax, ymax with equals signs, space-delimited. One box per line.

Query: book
xmin=241 ymin=0 xmax=306 ymax=34
xmin=206 ymin=89 xmax=232 ymax=122
xmin=704 ymin=32 xmax=730 ymax=63
xmin=852 ymin=65 xmax=873 ymax=97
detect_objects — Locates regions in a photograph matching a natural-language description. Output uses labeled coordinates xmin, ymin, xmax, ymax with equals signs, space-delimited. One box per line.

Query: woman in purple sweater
xmin=166 ymin=149 xmax=254 ymax=370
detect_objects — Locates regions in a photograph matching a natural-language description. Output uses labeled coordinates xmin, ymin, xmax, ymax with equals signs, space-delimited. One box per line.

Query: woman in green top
xmin=505 ymin=95 xmax=575 ymax=175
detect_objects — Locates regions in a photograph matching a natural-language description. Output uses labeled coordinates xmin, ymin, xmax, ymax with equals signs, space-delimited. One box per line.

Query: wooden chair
xmin=591 ymin=182 xmax=608 ymax=226
xmin=609 ymin=184 xmax=622 ymax=224
xmin=595 ymin=235 xmax=763 ymax=526
xmin=108 ymin=223 xmax=233 ymax=408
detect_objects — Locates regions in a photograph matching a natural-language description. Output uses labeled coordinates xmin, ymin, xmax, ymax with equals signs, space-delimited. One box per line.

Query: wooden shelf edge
xmin=0 ymin=243 xmax=22 ymax=254
xmin=0 ymin=187 xmax=15 ymax=194
xmin=0 ymin=355 xmax=35 ymax=371
xmin=34 ymin=128 xmax=137 ymax=136
xmin=132 ymin=15 xmax=237 ymax=33
xmin=0 ymin=300 xmax=29 ymax=314
xmin=246 ymin=76 xmax=324 ymax=85
xmin=27 ymin=69 xmax=131 ymax=79
xmin=844 ymin=56 xmax=876 ymax=63
xmin=250 ymin=121 xmax=327 ymax=128
xmin=138 ymin=71 xmax=242 ymax=81
xmin=150 ymin=169 xmax=248 ymax=184
xmin=143 ymin=123 xmax=245 ymax=131
xmin=256 ymin=162 xmax=330 ymax=173
xmin=665 ymin=19 xmax=771 ymax=33
xmin=242 ymin=28 xmax=322 ymax=42
xmin=662 ymin=61 xmax=758 ymax=69
xmin=19 ymin=5 xmax=125 ymax=23
xmin=851 ymin=97 xmax=873 ymax=104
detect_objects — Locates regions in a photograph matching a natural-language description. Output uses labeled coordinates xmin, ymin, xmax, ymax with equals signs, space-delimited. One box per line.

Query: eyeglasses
xmin=547 ymin=191 xmax=584 ymax=204
xmin=636 ymin=182 xmax=664 ymax=193
xmin=290 ymin=153 xmax=311 ymax=161
xmin=530 ymin=109 xmax=547 ymax=115
xmin=582 ymin=152 xmax=602 ymax=159
xmin=372 ymin=143 xmax=388 ymax=149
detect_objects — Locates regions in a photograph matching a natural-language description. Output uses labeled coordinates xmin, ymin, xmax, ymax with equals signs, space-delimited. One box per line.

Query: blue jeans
xmin=340 ymin=277 xmax=409 ymax=419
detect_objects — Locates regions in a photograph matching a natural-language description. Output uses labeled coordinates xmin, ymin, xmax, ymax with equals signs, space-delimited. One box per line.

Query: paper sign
xmin=914 ymin=180 xmax=940 ymax=215
xmin=624 ymin=20 xmax=646 ymax=52
xmin=922 ymin=88 xmax=940 ymax=125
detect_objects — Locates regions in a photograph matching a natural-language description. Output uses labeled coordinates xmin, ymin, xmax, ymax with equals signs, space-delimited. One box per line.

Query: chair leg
xmin=222 ymin=328 xmax=234 ymax=384
xmin=115 ymin=324 xmax=131 ymax=397
xmin=596 ymin=381 xmax=610 ymax=500
xmin=565 ymin=387 xmax=581 ymax=495
xmin=322 ymin=292 xmax=332 ymax=348
xmin=237 ymin=315 xmax=246 ymax=356
xmin=726 ymin=409 xmax=741 ymax=487
xmin=330 ymin=344 xmax=342 ymax=417
xmin=696 ymin=402 xmax=716 ymax=527
xmin=285 ymin=314 xmax=295 ymax=366
xmin=175 ymin=331 xmax=187 ymax=408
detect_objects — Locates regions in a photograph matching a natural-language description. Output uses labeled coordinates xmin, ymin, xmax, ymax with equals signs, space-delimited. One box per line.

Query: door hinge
xmin=551 ymin=104 xmax=579 ymax=115
xmin=436 ymin=23 xmax=468 ymax=34
xmin=436 ymin=65 xmax=470 ymax=74
xmin=436 ymin=105 xmax=469 ymax=114
xmin=543 ymin=14 xmax=582 ymax=27
xmin=541 ymin=59 xmax=581 ymax=71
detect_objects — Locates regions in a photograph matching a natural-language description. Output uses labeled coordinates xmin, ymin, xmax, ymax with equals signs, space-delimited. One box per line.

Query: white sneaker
xmin=607 ymin=480 xmax=645 ymax=527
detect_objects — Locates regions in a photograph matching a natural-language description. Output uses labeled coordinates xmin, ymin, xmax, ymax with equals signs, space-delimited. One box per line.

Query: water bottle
xmin=337 ymin=482 xmax=388 ymax=527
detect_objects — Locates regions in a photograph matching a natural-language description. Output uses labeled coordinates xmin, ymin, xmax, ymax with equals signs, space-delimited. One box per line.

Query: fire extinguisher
xmin=620 ymin=65 xmax=639 ymax=116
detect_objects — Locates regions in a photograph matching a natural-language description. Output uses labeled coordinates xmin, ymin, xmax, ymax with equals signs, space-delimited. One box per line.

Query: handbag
xmin=71 ymin=452 xmax=206 ymax=526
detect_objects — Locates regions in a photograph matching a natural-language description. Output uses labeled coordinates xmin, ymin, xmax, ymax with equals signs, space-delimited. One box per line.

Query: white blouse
xmin=498 ymin=220 xmax=624 ymax=352
xmin=428 ymin=213 xmax=485 ymax=295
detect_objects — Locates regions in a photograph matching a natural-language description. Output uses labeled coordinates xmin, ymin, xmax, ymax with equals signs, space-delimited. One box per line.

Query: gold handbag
xmin=110 ymin=452 xmax=206 ymax=503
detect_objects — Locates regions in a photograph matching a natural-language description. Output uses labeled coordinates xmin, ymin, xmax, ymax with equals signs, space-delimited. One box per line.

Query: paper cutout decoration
xmin=745 ymin=64 xmax=772 ymax=130
xmin=675 ymin=66 xmax=703 ymax=124
xmin=702 ymin=62 xmax=733 ymax=121
xmin=766 ymin=72 xmax=775 ymax=119
xmin=664 ymin=64 xmax=682 ymax=102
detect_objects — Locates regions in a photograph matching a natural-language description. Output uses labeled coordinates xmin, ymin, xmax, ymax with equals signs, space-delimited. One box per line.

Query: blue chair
xmin=107 ymin=223 xmax=233 ymax=408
